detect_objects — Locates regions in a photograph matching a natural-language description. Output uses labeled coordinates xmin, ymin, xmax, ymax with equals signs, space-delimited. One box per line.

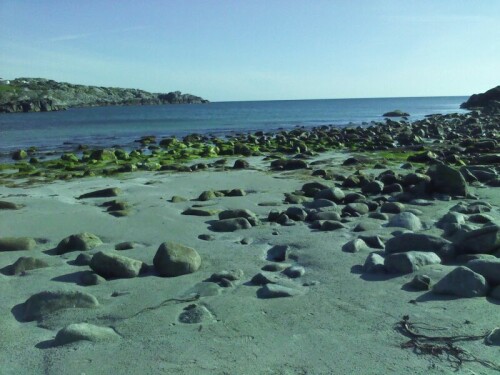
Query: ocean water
xmin=0 ymin=96 xmax=468 ymax=155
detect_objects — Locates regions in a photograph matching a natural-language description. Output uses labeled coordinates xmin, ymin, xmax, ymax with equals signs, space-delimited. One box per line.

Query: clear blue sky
xmin=1 ymin=1 xmax=499 ymax=101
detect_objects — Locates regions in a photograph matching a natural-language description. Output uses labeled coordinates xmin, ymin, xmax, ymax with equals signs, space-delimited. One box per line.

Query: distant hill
xmin=0 ymin=78 xmax=209 ymax=113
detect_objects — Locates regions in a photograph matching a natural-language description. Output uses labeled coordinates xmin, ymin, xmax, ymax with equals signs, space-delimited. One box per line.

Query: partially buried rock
xmin=433 ymin=266 xmax=488 ymax=298
xmin=454 ymin=225 xmax=500 ymax=255
xmin=23 ymin=290 xmax=99 ymax=322
xmin=178 ymin=304 xmax=215 ymax=324
xmin=0 ymin=237 xmax=36 ymax=251
xmin=363 ymin=253 xmax=385 ymax=273
xmin=384 ymin=251 xmax=441 ymax=274
xmin=55 ymin=323 xmax=119 ymax=346
xmin=77 ymin=187 xmax=121 ymax=199
xmin=342 ymin=238 xmax=369 ymax=253
xmin=387 ymin=212 xmax=422 ymax=231
xmin=73 ymin=253 xmax=93 ymax=266
xmin=56 ymin=232 xmax=103 ymax=254
xmin=170 ymin=195 xmax=187 ymax=203
xmin=5 ymin=256 xmax=49 ymax=275
xmin=0 ymin=201 xmax=22 ymax=210
xmin=210 ymin=218 xmax=252 ymax=232
xmin=153 ymin=242 xmax=201 ymax=277
xmin=320 ymin=220 xmax=348 ymax=231
xmin=258 ymin=284 xmax=304 ymax=298
xmin=90 ymin=251 xmax=143 ymax=279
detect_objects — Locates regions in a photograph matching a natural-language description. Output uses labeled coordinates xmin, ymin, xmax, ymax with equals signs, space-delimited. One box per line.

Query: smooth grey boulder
xmin=0 ymin=237 xmax=36 ymax=251
xmin=267 ymin=245 xmax=289 ymax=262
xmin=153 ymin=242 xmax=201 ymax=277
xmin=342 ymin=203 xmax=369 ymax=216
xmin=5 ymin=256 xmax=49 ymax=275
xmin=466 ymin=259 xmax=500 ymax=285
xmin=427 ymin=164 xmax=468 ymax=196
xmin=433 ymin=266 xmax=488 ymax=298
xmin=363 ymin=253 xmax=385 ymax=273
xmin=56 ymin=232 xmax=102 ymax=254
xmin=385 ymin=251 xmax=441 ymax=274
xmin=55 ymin=323 xmax=119 ymax=346
xmin=381 ymin=202 xmax=405 ymax=214
xmin=387 ymin=212 xmax=422 ymax=231
xmin=385 ymin=233 xmax=455 ymax=260
xmin=285 ymin=206 xmax=308 ymax=221
xmin=210 ymin=218 xmax=252 ymax=232
xmin=314 ymin=188 xmax=345 ymax=203
xmin=454 ymin=225 xmax=500 ymax=254
xmin=90 ymin=251 xmax=143 ymax=279
xmin=342 ymin=238 xmax=369 ymax=253
xmin=307 ymin=199 xmax=337 ymax=209
xmin=23 ymin=290 xmax=99 ymax=321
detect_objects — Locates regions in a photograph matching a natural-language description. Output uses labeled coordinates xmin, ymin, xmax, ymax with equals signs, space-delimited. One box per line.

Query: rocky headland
xmin=0 ymin=77 xmax=209 ymax=113
xmin=0 ymin=86 xmax=499 ymax=374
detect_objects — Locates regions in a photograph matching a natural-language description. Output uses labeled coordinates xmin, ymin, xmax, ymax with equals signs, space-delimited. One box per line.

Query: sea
xmin=0 ymin=96 xmax=469 ymax=157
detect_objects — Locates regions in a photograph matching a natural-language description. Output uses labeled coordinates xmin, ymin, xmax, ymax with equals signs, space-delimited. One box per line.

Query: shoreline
xmin=0 ymin=105 xmax=499 ymax=374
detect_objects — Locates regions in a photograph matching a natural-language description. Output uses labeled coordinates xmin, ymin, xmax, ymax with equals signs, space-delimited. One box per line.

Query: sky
xmin=1 ymin=1 xmax=499 ymax=102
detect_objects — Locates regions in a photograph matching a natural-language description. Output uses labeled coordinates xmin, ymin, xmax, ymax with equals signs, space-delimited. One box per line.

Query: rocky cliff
xmin=0 ymin=78 xmax=209 ymax=113
xmin=461 ymin=85 xmax=500 ymax=113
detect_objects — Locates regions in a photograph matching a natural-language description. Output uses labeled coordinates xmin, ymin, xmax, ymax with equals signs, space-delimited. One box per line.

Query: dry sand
xmin=1 ymin=152 xmax=499 ymax=375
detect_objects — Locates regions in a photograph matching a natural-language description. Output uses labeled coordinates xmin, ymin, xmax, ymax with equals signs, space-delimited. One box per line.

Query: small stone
xmin=73 ymin=253 xmax=93 ymax=266
xmin=78 ymin=188 xmax=121 ymax=199
xmin=0 ymin=237 xmax=36 ymax=251
xmin=56 ymin=232 xmax=103 ymax=254
xmin=23 ymin=290 xmax=99 ymax=321
xmin=363 ymin=253 xmax=385 ymax=273
xmin=115 ymin=241 xmax=135 ymax=250
xmin=387 ymin=212 xmax=422 ymax=231
xmin=385 ymin=251 xmax=441 ymax=274
xmin=55 ymin=323 xmax=119 ymax=346
xmin=153 ymin=242 xmax=201 ymax=277
xmin=258 ymin=284 xmax=304 ymax=298
xmin=80 ymin=271 xmax=106 ymax=286
xmin=342 ymin=238 xmax=369 ymax=253
xmin=283 ymin=266 xmax=305 ymax=278
xmin=408 ymin=274 xmax=432 ymax=291
xmin=267 ymin=245 xmax=289 ymax=262
xmin=433 ymin=266 xmax=488 ymax=298
xmin=198 ymin=234 xmax=215 ymax=241
xmin=90 ymin=251 xmax=143 ymax=279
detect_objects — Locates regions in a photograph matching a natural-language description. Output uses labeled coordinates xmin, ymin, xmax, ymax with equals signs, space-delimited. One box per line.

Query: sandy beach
xmin=1 ymin=148 xmax=499 ymax=374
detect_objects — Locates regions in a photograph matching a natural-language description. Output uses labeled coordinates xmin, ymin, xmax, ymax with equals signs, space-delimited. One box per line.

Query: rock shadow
xmin=51 ymin=271 xmax=89 ymax=284
xmin=415 ymin=292 xmax=460 ymax=303
xmin=11 ymin=303 xmax=26 ymax=322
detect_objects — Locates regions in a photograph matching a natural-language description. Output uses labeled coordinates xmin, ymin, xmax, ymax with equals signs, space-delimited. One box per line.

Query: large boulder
xmin=466 ymin=259 xmax=500 ymax=285
xmin=56 ymin=232 xmax=103 ymax=254
xmin=89 ymin=251 xmax=143 ymax=279
xmin=384 ymin=251 xmax=441 ymax=274
xmin=460 ymin=85 xmax=500 ymax=109
xmin=454 ymin=225 xmax=500 ymax=254
xmin=433 ymin=266 xmax=488 ymax=298
xmin=153 ymin=242 xmax=201 ymax=277
xmin=387 ymin=212 xmax=422 ymax=231
xmin=23 ymin=290 xmax=99 ymax=321
xmin=385 ymin=233 xmax=455 ymax=260
xmin=427 ymin=164 xmax=468 ymax=196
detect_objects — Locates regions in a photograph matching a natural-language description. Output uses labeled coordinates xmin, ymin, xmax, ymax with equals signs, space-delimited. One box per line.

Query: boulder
xmin=210 ymin=218 xmax=252 ymax=232
xmin=0 ymin=237 xmax=36 ymax=251
xmin=466 ymin=259 xmax=500 ymax=285
xmin=385 ymin=233 xmax=454 ymax=260
xmin=5 ymin=257 xmax=49 ymax=275
xmin=433 ymin=266 xmax=488 ymax=298
xmin=384 ymin=251 xmax=441 ymax=274
xmin=361 ymin=181 xmax=384 ymax=195
xmin=285 ymin=207 xmax=307 ymax=221
xmin=342 ymin=203 xmax=369 ymax=216
xmin=153 ymin=242 xmax=201 ymax=277
xmin=55 ymin=323 xmax=119 ymax=346
xmin=23 ymin=290 xmax=99 ymax=321
xmin=314 ymin=188 xmax=345 ymax=203
xmin=427 ymin=164 xmax=468 ymax=196
xmin=387 ymin=212 xmax=422 ymax=231
xmin=363 ymin=253 xmax=385 ymax=273
xmin=90 ymin=251 xmax=143 ymax=279
xmin=77 ymin=187 xmax=121 ymax=199
xmin=454 ymin=225 xmax=500 ymax=254
xmin=56 ymin=232 xmax=102 ymax=254
xmin=380 ymin=202 xmax=405 ymax=214
xmin=342 ymin=238 xmax=369 ymax=253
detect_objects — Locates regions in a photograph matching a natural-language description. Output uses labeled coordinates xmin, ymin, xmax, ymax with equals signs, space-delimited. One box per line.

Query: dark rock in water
xmin=5 ymin=256 xmax=49 ymax=275
xmin=56 ymin=232 xmax=103 ymax=254
xmin=78 ymin=188 xmax=121 ymax=199
xmin=461 ymin=85 xmax=500 ymax=109
xmin=383 ymin=110 xmax=410 ymax=117
xmin=427 ymin=164 xmax=468 ymax=196
xmin=433 ymin=266 xmax=488 ymax=298
xmin=0 ymin=237 xmax=36 ymax=251
xmin=90 ymin=251 xmax=143 ymax=279
xmin=22 ymin=290 xmax=99 ymax=321
xmin=153 ymin=242 xmax=201 ymax=277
